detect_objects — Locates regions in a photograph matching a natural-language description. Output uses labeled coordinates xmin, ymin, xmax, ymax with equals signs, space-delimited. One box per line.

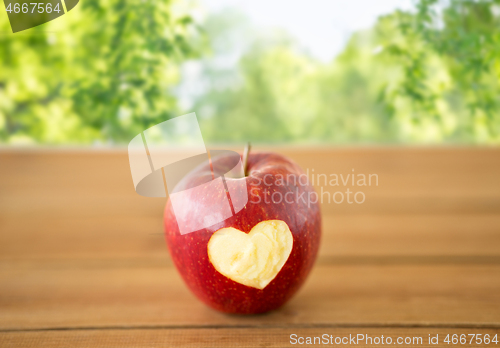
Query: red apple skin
xmin=164 ymin=152 xmax=321 ymax=314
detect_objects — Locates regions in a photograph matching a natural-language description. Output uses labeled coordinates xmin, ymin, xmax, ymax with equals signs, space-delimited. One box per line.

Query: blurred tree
xmin=2 ymin=0 xmax=500 ymax=144
xmin=194 ymin=0 xmax=500 ymax=144
xmin=0 ymin=0 xmax=201 ymax=143
xmin=375 ymin=0 xmax=500 ymax=142
xmin=193 ymin=14 xmax=396 ymax=144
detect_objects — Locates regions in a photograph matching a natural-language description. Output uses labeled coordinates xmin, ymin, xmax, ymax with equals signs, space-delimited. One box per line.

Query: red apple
xmin=164 ymin=151 xmax=321 ymax=314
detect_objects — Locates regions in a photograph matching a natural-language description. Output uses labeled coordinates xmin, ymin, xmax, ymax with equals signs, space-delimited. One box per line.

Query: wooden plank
xmin=1 ymin=327 xmax=500 ymax=348
xmin=1 ymin=148 xmax=500 ymax=219
xmin=321 ymin=214 xmax=500 ymax=258
xmin=0 ymin=216 xmax=168 ymax=261
xmin=1 ymin=262 xmax=499 ymax=330
xmin=2 ymin=214 xmax=500 ymax=261
xmin=1 ymin=148 xmax=500 ymax=261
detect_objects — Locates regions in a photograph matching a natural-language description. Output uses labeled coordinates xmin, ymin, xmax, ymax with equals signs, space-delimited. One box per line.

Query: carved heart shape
xmin=207 ymin=220 xmax=293 ymax=290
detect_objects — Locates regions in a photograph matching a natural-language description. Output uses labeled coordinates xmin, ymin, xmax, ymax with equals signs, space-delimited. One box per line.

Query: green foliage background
xmin=1 ymin=0 xmax=499 ymax=144
xmin=0 ymin=0 xmax=200 ymax=143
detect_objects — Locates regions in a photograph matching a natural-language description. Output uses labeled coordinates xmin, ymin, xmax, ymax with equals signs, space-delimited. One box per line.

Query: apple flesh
xmin=208 ymin=220 xmax=293 ymax=290
xmin=164 ymin=152 xmax=321 ymax=314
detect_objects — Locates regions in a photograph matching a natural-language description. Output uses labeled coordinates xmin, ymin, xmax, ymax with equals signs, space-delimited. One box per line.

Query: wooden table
xmin=0 ymin=147 xmax=499 ymax=347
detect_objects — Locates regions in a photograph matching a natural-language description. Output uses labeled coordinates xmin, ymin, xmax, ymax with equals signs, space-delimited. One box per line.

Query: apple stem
xmin=242 ymin=142 xmax=251 ymax=177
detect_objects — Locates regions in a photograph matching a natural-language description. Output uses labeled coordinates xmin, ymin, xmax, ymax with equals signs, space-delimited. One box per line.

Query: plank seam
xmin=2 ymin=323 xmax=499 ymax=333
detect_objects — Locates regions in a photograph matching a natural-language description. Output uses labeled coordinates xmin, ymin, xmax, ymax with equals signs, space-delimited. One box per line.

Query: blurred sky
xmin=202 ymin=0 xmax=414 ymax=62
xmin=178 ymin=0 xmax=415 ymax=110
